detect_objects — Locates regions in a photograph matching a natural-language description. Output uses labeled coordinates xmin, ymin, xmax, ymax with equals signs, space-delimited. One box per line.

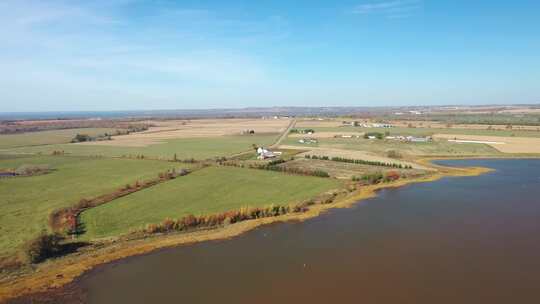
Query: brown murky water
xmin=16 ymin=159 xmax=540 ymax=303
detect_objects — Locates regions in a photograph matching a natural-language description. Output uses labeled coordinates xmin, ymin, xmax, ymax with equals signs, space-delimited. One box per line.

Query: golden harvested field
xmin=434 ymin=134 xmax=540 ymax=154
xmin=81 ymin=118 xmax=291 ymax=147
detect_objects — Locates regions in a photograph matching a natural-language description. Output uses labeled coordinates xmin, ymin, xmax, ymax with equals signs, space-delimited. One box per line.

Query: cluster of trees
xmin=71 ymin=133 xmax=96 ymax=143
xmin=71 ymin=126 xmax=150 ymax=143
xmin=363 ymin=132 xmax=384 ymax=139
xmin=172 ymin=154 xmax=199 ymax=163
xmin=289 ymin=128 xmax=315 ymax=134
xmin=143 ymin=204 xmax=310 ymax=235
xmin=352 ymin=171 xmax=401 ymax=184
xmin=23 ymin=233 xmax=64 ymax=263
xmin=305 ymin=155 xmax=412 ymax=169
xmin=49 ymin=168 xmax=191 ymax=235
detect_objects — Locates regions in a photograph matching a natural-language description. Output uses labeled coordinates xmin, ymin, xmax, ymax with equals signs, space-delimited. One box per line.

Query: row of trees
xmin=221 ymin=160 xmax=331 ymax=178
xmin=305 ymin=155 xmax=412 ymax=169
xmin=289 ymin=128 xmax=315 ymax=134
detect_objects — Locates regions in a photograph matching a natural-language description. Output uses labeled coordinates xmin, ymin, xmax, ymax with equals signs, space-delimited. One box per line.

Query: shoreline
xmin=0 ymin=159 xmax=493 ymax=302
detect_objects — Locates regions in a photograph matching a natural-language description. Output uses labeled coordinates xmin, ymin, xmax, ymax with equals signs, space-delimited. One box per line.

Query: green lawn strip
xmin=3 ymin=134 xmax=278 ymax=160
xmin=0 ymin=128 xmax=120 ymax=149
xmin=81 ymin=166 xmax=342 ymax=239
xmin=0 ymin=155 xmax=183 ymax=256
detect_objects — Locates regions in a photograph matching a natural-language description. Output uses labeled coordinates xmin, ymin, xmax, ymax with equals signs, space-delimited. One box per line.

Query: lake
xmin=19 ymin=159 xmax=540 ymax=303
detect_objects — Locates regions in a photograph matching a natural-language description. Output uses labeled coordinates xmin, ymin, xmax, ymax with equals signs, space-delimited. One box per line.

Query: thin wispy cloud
xmin=351 ymin=0 xmax=423 ymax=19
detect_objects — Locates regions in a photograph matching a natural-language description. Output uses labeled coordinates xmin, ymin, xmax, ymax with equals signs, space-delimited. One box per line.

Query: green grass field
xmin=81 ymin=166 xmax=342 ymax=239
xmin=0 ymin=128 xmax=121 ymax=149
xmin=3 ymin=134 xmax=278 ymax=160
xmin=0 ymin=155 xmax=182 ymax=256
xmin=283 ymin=137 xmax=502 ymax=156
xmin=308 ymin=126 xmax=540 ymax=137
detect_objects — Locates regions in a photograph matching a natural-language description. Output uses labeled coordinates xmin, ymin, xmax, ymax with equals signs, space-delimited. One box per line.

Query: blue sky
xmin=1 ymin=0 xmax=539 ymax=111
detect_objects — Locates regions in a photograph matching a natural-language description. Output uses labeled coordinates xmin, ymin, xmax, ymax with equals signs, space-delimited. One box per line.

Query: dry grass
xmin=434 ymin=134 xmax=540 ymax=154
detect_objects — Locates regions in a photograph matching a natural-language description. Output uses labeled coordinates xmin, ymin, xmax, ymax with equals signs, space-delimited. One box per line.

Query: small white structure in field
xmin=407 ymin=136 xmax=432 ymax=142
xmin=298 ymin=138 xmax=318 ymax=144
xmin=257 ymin=147 xmax=280 ymax=159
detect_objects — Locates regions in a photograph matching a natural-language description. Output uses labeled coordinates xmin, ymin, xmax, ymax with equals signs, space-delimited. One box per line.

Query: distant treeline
xmin=0 ymin=121 xmax=152 ymax=135
xmin=304 ymin=155 xmax=413 ymax=169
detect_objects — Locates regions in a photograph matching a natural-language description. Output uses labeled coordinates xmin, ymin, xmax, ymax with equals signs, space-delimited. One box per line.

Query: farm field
xmin=0 ymin=128 xmax=121 ymax=149
xmin=113 ymin=118 xmax=291 ymax=141
xmin=81 ymin=166 xmax=342 ymax=239
xmin=3 ymin=134 xmax=278 ymax=160
xmin=302 ymin=126 xmax=540 ymax=138
xmin=279 ymin=158 xmax=426 ymax=179
xmin=434 ymin=134 xmax=540 ymax=154
xmin=397 ymin=113 xmax=540 ymax=125
xmin=0 ymin=155 xmax=182 ymax=256
xmin=281 ymin=137 xmax=502 ymax=157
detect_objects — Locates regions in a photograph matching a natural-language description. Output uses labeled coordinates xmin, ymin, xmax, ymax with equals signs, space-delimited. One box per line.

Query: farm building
xmin=298 ymin=138 xmax=318 ymax=144
xmin=256 ymin=147 xmax=282 ymax=159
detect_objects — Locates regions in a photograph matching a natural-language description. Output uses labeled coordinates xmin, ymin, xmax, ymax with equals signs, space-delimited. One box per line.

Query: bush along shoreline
xmin=352 ymin=171 xmax=401 ymax=184
xmin=304 ymin=154 xmax=413 ymax=169
xmin=136 ymin=192 xmax=342 ymax=237
xmin=141 ymin=205 xmax=303 ymax=235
